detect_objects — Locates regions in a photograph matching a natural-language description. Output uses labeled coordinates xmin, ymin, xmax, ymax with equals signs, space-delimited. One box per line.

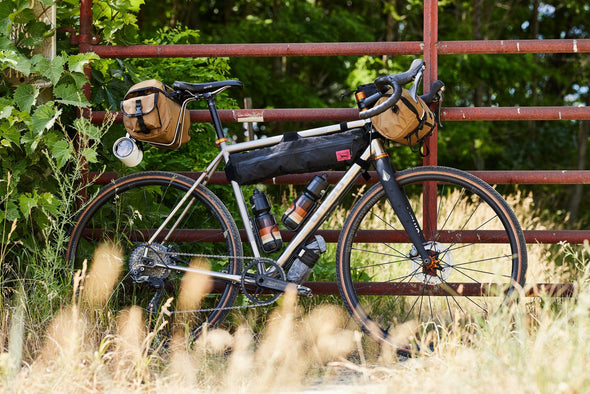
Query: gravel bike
xmin=66 ymin=59 xmax=527 ymax=344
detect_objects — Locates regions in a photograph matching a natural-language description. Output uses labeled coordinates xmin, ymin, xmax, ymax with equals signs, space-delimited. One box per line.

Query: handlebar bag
xmin=121 ymin=79 xmax=190 ymax=149
xmin=371 ymin=88 xmax=435 ymax=146
xmin=225 ymin=128 xmax=369 ymax=185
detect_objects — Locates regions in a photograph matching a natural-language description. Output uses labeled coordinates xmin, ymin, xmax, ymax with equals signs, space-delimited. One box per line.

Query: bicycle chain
xmin=156 ymin=249 xmax=280 ymax=314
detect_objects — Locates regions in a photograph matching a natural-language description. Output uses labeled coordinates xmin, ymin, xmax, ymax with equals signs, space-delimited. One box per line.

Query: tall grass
xmin=0 ymin=190 xmax=587 ymax=392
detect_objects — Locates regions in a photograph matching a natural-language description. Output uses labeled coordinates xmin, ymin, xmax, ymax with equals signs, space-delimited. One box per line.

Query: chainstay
xmin=155 ymin=249 xmax=280 ymax=314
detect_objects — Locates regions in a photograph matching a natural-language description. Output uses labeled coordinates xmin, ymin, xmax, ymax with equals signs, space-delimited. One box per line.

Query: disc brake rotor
xmin=409 ymin=241 xmax=453 ymax=285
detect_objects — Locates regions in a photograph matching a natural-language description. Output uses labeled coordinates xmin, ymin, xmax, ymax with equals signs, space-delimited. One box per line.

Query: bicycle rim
xmin=336 ymin=166 xmax=527 ymax=342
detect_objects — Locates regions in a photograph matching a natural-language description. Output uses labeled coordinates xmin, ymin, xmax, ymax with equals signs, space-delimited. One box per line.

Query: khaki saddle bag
xmin=121 ymin=79 xmax=190 ymax=149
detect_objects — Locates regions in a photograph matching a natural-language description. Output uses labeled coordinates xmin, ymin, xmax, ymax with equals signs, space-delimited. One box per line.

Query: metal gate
xmin=74 ymin=0 xmax=590 ymax=295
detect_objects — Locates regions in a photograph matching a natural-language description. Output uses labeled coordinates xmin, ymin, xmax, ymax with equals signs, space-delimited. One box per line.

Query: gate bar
xmin=438 ymin=39 xmax=590 ymax=54
xmin=91 ymin=106 xmax=590 ymax=125
xmin=82 ymin=39 xmax=590 ymax=59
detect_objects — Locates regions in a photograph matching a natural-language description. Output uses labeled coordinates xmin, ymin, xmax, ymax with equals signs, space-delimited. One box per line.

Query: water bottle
xmin=286 ymin=235 xmax=327 ymax=284
xmin=282 ymin=174 xmax=329 ymax=231
xmin=250 ymin=190 xmax=282 ymax=253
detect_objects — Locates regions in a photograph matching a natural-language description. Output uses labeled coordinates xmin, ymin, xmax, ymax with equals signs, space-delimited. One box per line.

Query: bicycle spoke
xmin=441 ymin=276 xmax=489 ymax=314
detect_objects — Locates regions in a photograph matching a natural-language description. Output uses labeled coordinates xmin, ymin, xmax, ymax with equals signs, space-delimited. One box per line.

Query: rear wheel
xmin=336 ymin=166 xmax=527 ymax=342
xmin=66 ymin=171 xmax=242 ymax=334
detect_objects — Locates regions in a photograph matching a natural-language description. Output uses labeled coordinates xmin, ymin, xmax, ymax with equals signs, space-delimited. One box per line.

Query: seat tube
xmin=371 ymin=139 xmax=430 ymax=263
xmin=206 ymin=96 xmax=263 ymax=258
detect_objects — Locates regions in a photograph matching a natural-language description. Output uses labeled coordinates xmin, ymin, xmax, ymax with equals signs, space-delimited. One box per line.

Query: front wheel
xmin=336 ymin=166 xmax=527 ymax=342
xmin=66 ymin=171 xmax=243 ymax=335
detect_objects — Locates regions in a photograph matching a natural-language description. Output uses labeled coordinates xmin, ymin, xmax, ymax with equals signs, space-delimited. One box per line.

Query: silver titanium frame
xmin=148 ymin=119 xmax=380 ymax=285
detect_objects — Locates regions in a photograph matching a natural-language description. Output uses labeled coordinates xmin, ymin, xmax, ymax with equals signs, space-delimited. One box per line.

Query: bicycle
xmin=66 ymin=59 xmax=527 ymax=344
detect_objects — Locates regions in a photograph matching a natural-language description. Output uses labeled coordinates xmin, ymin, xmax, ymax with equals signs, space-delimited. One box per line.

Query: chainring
xmin=241 ymin=259 xmax=286 ymax=304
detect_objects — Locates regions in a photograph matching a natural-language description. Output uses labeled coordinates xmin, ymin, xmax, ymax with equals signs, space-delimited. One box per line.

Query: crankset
xmin=241 ymin=259 xmax=312 ymax=304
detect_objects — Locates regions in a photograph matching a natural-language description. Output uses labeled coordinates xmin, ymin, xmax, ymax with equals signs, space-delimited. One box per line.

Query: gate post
xmin=422 ymin=0 xmax=439 ymax=237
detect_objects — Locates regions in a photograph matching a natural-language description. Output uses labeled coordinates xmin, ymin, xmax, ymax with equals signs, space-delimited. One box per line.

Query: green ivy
xmin=0 ymin=0 xmax=113 ymax=321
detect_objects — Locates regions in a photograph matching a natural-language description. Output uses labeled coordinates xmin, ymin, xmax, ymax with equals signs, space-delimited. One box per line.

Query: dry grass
xmin=0 ymin=193 xmax=587 ymax=393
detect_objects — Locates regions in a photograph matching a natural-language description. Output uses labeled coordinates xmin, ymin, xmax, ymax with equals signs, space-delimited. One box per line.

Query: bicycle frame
xmin=147 ymin=93 xmax=431 ymax=286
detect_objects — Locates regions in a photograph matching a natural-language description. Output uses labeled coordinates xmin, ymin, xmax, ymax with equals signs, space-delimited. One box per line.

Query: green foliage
xmin=0 ymin=1 xmax=109 ymax=323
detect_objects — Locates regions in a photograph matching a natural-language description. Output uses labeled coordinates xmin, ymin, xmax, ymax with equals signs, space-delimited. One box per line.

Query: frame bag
xmin=371 ymin=88 xmax=435 ymax=146
xmin=225 ymin=128 xmax=369 ymax=185
xmin=121 ymin=80 xmax=190 ymax=149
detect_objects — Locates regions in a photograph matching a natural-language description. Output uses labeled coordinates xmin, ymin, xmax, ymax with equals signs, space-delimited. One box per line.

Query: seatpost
xmin=206 ymin=95 xmax=226 ymax=141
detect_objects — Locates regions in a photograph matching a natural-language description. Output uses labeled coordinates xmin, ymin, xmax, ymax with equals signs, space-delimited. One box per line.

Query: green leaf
xmin=68 ymin=53 xmax=99 ymax=74
xmin=13 ymin=84 xmax=38 ymax=112
xmin=12 ymin=8 xmax=35 ymax=25
xmin=31 ymin=103 xmax=61 ymax=134
xmin=73 ymin=117 xmax=101 ymax=140
xmin=14 ymin=0 xmax=32 ymax=12
xmin=70 ymin=72 xmax=90 ymax=90
xmin=0 ymin=105 xmax=13 ymax=119
xmin=3 ymin=201 xmax=20 ymax=222
xmin=19 ymin=192 xmax=38 ymax=220
xmin=1 ymin=124 xmax=21 ymax=147
xmin=1 ymin=51 xmax=31 ymax=76
xmin=20 ymin=22 xmax=49 ymax=47
xmin=54 ymin=82 xmax=90 ymax=107
xmin=81 ymin=147 xmax=98 ymax=163
xmin=50 ymin=139 xmax=72 ymax=168
xmin=39 ymin=192 xmax=59 ymax=217
xmin=42 ymin=55 xmax=66 ymax=86
xmin=21 ymin=130 xmax=40 ymax=154
xmin=0 ymin=1 xmax=13 ymax=20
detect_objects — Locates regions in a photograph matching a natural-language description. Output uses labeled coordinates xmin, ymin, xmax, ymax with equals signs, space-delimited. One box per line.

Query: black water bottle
xmin=250 ymin=190 xmax=282 ymax=253
xmin=282 ymin=174 xmax=329 ymax=231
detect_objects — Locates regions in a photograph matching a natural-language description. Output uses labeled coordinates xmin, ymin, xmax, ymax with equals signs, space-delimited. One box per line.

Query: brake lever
xmin=408 ymin=68 xmax=424 ymax=102
xmin=436 ymin=85 xmax=445 ymax=128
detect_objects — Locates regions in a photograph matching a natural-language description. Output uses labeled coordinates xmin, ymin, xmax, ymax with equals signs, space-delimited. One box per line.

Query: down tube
xmin=275 ymin=147 xmax=372 ymax=268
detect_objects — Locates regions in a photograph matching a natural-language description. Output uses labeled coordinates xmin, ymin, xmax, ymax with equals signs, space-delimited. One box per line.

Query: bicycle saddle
xmin=172 ymin=80 xmax=243 ymax=94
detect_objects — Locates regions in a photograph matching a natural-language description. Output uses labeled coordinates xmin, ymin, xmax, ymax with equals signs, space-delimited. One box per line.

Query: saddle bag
xmin=121 ymin=79 xmax=190 ymax=149
xmin=370 ymin=88 xmax=435 ymax=146
xmin=225 ymin=128 xmax=369 ymax=185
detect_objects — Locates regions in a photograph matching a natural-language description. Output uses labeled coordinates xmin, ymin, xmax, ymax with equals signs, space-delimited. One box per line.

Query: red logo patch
xmin=336 ymin=149 xmax=351 ymax=161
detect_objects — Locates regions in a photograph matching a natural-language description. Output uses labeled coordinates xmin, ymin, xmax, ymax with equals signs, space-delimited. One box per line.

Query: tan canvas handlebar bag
xmin=371 ymin=88 xmax=435 ymax=146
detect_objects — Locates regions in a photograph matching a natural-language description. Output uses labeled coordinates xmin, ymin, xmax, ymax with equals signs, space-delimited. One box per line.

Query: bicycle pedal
xmin=296 ymin=285 xmax=313 ymax=298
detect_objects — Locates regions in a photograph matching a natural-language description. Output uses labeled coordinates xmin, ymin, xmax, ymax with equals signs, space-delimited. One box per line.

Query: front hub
xmin=409 ymin=241 xmax=453 ymax=285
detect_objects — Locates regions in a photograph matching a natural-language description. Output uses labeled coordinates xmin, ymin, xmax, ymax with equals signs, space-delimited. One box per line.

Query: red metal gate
xmin=74 ymin=0 xmax=590 ymax=295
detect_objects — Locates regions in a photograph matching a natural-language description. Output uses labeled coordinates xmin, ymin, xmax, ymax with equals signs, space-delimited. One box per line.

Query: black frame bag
xmin=225 ymin=128 xmax=369 ymax=185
